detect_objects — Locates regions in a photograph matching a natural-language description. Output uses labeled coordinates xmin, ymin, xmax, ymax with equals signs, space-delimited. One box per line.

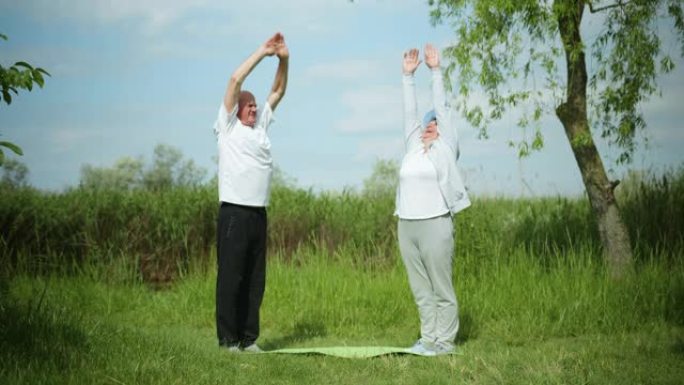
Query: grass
xmin=1 ymin=167 xmax=683 ymax=383
xmin=2 ymin=247 xmax=683 ymax=384
xmin=3 ymin=166 xmax=684 ymax=280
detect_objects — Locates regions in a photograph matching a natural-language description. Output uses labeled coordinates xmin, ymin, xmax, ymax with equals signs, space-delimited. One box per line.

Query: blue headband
xmin=422 ymin=110 xmax=437 ymax=128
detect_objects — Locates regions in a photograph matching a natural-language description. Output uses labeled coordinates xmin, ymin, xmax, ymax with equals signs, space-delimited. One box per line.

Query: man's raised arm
xmin=267 ymin=34 xmax=289 ymax=111
xmin=223 ymin=33 xmax=281 ymax=112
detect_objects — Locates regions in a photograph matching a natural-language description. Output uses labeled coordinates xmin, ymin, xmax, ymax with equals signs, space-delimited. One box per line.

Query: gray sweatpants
xmin=398 ymin=214 xmax=458 ymax=347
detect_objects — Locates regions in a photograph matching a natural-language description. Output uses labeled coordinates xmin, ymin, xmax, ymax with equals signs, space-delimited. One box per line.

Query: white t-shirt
xmin=213 ymin=102 xmax=274 ymax=207
xmin=397 ymin=146 xmax=450 ymax=220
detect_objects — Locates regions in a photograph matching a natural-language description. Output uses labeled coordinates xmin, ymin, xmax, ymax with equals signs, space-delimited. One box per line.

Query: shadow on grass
xmin=262 ymin=320 xmax=327 ymax=350
xmin=455 ymin=311 xmax=476 ymax=344
xmin=672 ymin=337 xmax=684 ymax=356
xmin=263 ymin=313 xmax=476 ymax=349
xmin=665 ymin=280 xmax=684 ymax=327
xmin=0 ymin=292 xmax=88 ymax=372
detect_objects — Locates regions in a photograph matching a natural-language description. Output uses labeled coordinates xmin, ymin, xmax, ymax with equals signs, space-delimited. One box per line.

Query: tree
xmin=0 ymin=33 xmax=50 ymax=165
xmin=142 ymin=144 xmax=206 ymax=191
xmin=271 ymin=165 xmax=298 ymax=189
xmin=362 ymin=158 xmax=399 ymax=199
xmin=0 ymin=157 xmax=29 ymax=189
xmin=80 ymin=144 xmax=207 ymax=191
xmin=80 ymin=156 xmax=144 ymax=190
xmin=428 ymin=0 xmax=683 ymax=278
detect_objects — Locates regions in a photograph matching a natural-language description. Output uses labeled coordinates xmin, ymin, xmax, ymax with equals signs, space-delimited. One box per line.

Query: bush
xmin=2 ymin=165 xmax=682 ymax=284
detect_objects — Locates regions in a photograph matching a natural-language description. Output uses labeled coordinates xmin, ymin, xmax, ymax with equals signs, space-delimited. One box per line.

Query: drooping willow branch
xmin=587 ymin=0 xmax=629 ymax=13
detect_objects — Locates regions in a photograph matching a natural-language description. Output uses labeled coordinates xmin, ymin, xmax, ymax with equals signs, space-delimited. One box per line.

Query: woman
xmin=396 ymin=44 xmax=470 ymax=356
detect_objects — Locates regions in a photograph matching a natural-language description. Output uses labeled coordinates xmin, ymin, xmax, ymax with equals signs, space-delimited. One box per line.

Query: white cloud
xmin=208 ymin=1 xmax=356 ymax=38
xmin=1 ymin=0 xmax=356 ymax=36
xmin=0 ymin=0 xmax=207 ymax=32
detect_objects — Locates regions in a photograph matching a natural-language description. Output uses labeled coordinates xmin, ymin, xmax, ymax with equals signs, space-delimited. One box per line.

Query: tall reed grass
xmin=1 ymin=167 xmax=683 ymax=384
xmin=1 ymin=167 xmax=682 ymax=284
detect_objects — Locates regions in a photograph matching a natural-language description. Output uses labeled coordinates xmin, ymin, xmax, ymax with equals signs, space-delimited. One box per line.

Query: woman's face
xmin=422 ymin=120 xmax=439 ymax=142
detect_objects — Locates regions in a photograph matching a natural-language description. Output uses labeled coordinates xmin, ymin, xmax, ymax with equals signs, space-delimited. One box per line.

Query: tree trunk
xmin=554 ymin=0 xmax=633 ymax=278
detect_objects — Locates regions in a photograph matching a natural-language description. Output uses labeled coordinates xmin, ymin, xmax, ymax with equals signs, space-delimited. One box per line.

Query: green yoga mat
xmin=263 ymin=346 xmax=461 ymax=358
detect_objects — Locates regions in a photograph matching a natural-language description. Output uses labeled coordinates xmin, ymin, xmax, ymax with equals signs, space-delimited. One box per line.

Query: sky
xmin=1 ymin=0 xmax=683 ymax=197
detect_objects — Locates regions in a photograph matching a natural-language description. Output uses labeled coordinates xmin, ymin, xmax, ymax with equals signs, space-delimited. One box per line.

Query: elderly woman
xmin=396 ymin=44 xmax=470 ymax=356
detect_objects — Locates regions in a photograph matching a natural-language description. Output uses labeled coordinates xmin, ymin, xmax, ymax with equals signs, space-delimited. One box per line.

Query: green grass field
xmin=2 ymin=249 xmax=683 ymax=384
xmin=1 ymin=168 xmax=683 ymax=384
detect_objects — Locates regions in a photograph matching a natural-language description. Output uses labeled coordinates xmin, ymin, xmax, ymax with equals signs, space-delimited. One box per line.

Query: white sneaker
xmin=242 ymin=343 xmax=264 ymax=353
xmin=220 ymin=344 xmax=241 ymax=353
xmin=434 ymin=342 xmax=455 ymax=355
xmin=408 ymin=340 xmax=436 ymax=356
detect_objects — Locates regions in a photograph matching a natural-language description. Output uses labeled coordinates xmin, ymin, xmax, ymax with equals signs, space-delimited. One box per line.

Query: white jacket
xmin=396 ymin=69 xmax=471 ymax=216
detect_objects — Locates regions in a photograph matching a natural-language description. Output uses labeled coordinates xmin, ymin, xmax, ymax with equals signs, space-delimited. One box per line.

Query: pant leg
xmin=239 ymin=208 xmax=267 ymax=346
xmin=216 ymin=204 xmax=250 ymax=346
xmin=398 ymin=219 xmax=437 ymax=345
xmin=418 ymin=214 xmax=458 ymax=345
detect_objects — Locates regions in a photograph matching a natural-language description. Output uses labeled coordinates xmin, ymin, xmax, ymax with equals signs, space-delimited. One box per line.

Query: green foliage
xmin=0 ymin=33 xmax=50 ymax=165
xmin=80 ymin=144 xmax=207 ymax=191
xmin=143 ymin=144 xmax=207 ymax=190
xmin=428 ymin=0 xmax=684 ymax=163
xmin=361 ymin=158 xmax=399 ymax=199
xmin=0 ymin=59 xmax=50 ymax=105
xmin=589 ymin=0 xmax=684 ymax=163
xmin=80 ymin=156 xmax=144 ymax=190
xmin=272 ymin=165 xmax=298 ymax=189
xmin=0 ymin=140 xmax=23 ymax=165
xmin=1 ymin=158 xmax=683 ymax=382
xmin=430 ymin=0 xmax=560 ymax=154
xmin=0 ymin=252 xmax=682 ymax=384
xmin=0 ymin=157 xmax=29 ymax=189
xmin=617 ymin=167 xmax=684 ymax=257
xmin=0 ymin=187 xmax=218 ymax=286
xmin=268 ymin=184 xmax=398 ymax=267
xmin=2 ymin=163 xmax=683 ymax=282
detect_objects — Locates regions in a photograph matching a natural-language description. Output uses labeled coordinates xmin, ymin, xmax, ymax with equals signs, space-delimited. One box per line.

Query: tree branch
xmin=588 ymin=0 xmax=628 ymax=13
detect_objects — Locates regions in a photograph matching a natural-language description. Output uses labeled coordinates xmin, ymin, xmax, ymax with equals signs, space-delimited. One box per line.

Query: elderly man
xmin=213 ymin=33 xmax=289 ymax=353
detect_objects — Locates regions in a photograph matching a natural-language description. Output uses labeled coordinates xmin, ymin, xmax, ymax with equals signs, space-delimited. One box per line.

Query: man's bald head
xmin=237 ymin=91 xmax=257 ymax=127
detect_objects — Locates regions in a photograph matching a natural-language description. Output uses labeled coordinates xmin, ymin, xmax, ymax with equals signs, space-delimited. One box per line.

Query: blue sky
xmin=1 ymin=0 xmax=683 ymax=197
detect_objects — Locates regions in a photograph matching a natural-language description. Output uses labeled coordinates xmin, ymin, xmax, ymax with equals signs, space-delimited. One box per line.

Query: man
xmin=213 ymin=32 xmax=289 ymax=353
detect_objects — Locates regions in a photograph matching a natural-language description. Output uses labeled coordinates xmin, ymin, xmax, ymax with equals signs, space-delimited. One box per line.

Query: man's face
xmin=238 ymin=99 xmax=257 ymax=127
xmin=238 ymin=90 xmax=256 ymax=128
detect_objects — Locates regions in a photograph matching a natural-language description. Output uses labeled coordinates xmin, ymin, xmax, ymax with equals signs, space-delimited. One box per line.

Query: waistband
xmin=220 ymin=201 xmax=266 ymax=213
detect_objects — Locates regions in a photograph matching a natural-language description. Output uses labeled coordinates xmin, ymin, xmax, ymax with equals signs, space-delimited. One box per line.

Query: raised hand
xmin=424 ymin=43 xmax=440 ymax=69
xmin=261 ymin=33 xmax=283 ymax=56
xmin=403 ymin=48 xmax=421 ymax=75
xmin=275 ymin=34 xmax=289 ymax=59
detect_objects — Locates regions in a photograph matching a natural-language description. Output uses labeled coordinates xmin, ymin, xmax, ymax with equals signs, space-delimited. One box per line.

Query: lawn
xmin=2 ymin=250 xmax=682 ymax=385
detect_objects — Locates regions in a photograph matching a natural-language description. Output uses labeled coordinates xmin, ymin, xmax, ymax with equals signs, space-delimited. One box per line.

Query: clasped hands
xmin=261 ymin=32 xmax=289 ymax=59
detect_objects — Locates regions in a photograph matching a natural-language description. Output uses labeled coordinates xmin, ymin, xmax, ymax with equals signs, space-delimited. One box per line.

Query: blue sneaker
xmin=408 ymin=340 xmax=436 ymax=356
